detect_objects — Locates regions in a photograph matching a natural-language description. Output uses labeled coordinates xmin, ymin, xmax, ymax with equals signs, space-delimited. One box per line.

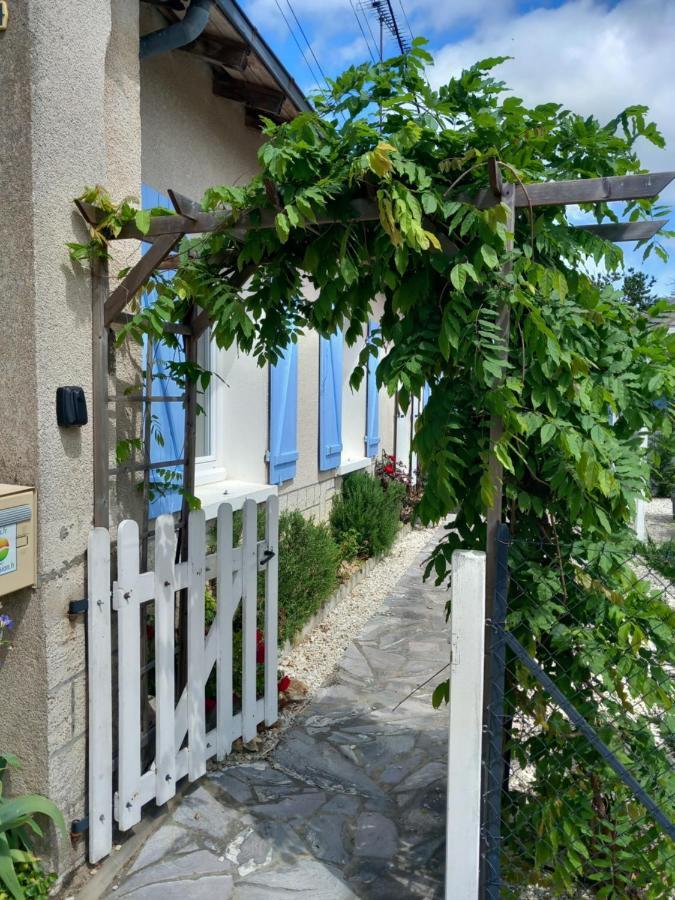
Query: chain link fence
xmin=481 ymin=525 xmax=675 ymax=898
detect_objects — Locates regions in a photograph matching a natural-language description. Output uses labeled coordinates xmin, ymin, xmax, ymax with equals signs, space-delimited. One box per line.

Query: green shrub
xmin=330 ymin=470 xmax=405 ymax=558
xmin=640 ymin=538 xmax=675 ymax=582
xmin=648 ymin=429 xmax=675 ymax=497
xmin=0 ymin=863 xmax=56 ymax=900
xmin=278 ymin=510 xmax=339 ymax=644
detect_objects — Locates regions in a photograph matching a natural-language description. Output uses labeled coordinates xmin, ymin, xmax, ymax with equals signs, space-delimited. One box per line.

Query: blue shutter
xmin=365 ymin=322 xmax=380 ymax=458
xmin=319 ymin=331 xmax=343 ymax=470
xmin=269 ymin=343 xmax=299 ymax=484
xmin=422 ymin=381 xmax=431 ymax=408
xmin=142 ymin=184 xmax=185 ymax=518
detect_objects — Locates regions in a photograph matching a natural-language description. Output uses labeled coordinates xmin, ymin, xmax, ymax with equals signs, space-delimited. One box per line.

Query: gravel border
xmin=280 ymin=523 xmax=439 ymax=692
xmin=215 ymin=523 xmax=440 ymax=765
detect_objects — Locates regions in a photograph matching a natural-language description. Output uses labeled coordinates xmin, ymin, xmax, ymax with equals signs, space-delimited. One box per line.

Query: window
xmin=194 ymin=338 xmax=269 ymax=489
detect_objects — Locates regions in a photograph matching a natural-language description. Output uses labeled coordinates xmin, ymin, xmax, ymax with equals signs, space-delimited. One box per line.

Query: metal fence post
xmin=446 ymin=549 xmax=486 ymax=900
xmin=482 ymin=523 xmax=510 ymax=899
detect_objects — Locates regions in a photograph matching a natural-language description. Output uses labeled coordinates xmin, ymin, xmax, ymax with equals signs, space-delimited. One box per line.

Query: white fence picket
xmin=115 ymin=520 xmax=142 ymax=831
xmin=264 ymin=494 xmax=279 ymax=726
xmin=241 ymin=498 xmax=258 ymax=743
xmin=87 ymin=527 xmax=112 ymax=864
xmin=87 ymin=497 xmax=278 ymax=862
xmin=187 ymin=509 xmax=207 ymax=780
xmin=445 ymin=550 xmax=486 ymax=900
xmin=217 ymin=503 xmax=234 ymax=759
xmin=154 ymin=514 xmax=177 ymax=805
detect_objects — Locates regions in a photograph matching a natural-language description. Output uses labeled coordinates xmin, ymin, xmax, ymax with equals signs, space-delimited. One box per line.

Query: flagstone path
xmin=106 ymin=534 xmax=449 ymax=898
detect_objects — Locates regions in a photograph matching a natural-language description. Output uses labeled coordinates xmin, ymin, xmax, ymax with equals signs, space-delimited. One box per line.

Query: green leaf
xmin=450 ymin=264 xmax=466 ymax=291
xmin=432 ymin=680 xmax=449 ymax=708
xmin=275 ymin=212 xmax=290 ymax=243
xmin=540 ymin=423 xmax=556 ymax=445
xmin=0 ymin=832 xmax=23 ymax=900
xmin=134 ymin=209 xmax=151 ymax=236
xmin=480 ymin=244 xmax=499 ymax=269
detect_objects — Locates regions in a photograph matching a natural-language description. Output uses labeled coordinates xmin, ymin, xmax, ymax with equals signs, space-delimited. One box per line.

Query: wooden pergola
xmin=76 ymin=168 xmax=673 ymax=570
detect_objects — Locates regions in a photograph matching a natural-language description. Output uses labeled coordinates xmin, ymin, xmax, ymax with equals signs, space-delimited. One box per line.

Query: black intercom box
xmin=56 ymin=386 xmax=88 ymax=427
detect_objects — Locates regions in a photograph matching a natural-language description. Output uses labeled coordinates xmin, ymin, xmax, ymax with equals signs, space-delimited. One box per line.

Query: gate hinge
xmin=71 ymin=817 xmax=89 ymax=836
xmin=68 ymin=599 xmax=88 ymax=617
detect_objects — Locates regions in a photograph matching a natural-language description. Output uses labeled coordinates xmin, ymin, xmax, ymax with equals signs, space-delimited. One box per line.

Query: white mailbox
xmin=0 ymin=484 xmax=37 ymax=596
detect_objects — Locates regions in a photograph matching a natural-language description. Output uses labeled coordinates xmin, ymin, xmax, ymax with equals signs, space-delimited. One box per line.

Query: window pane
xmin=195 ymin=330 xmax=211 ymax=458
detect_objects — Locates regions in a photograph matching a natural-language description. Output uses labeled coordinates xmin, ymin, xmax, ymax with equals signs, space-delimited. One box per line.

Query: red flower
xmin=205 ymin=697 xmax=216 ymax=713
xmin=146 ymin=624 xmax=155 ymax=641
xmin=277 ymin=675 xmax=291 ymax=693
xmin=384 ymin=464 xmax=395 ymax=475
xmin=256 ymin=630 xmax=265 ymax=664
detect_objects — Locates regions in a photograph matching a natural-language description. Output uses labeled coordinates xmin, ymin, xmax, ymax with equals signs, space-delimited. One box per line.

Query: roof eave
xmin=214 ymin=0 xmax=312 ymax=116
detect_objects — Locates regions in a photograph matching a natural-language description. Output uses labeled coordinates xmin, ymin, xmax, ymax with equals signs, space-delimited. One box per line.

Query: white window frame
xmin=195 ymin=339 xmax=228 ymax=486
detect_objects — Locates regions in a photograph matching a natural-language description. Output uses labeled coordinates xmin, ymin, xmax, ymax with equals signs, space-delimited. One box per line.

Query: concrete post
xmin=446 ymin=550 xmax=486 ymax=900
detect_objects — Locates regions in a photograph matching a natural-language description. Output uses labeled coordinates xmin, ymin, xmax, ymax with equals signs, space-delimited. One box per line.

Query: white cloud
xmin=430 ymin=0 xmax=675 ymax=177
xmin=429 ymin=0 xmax=675 ymax=291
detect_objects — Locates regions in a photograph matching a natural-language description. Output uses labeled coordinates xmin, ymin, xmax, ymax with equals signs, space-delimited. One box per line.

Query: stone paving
xmin=108 ymin=538 xmax=448 ymax=898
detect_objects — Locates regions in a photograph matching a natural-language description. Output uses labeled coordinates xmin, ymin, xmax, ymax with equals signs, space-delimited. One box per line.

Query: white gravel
xmin=645 ymin=497 xmax=673 ymax=544
xmin=279 ymin=525 xmax=439 ymax=692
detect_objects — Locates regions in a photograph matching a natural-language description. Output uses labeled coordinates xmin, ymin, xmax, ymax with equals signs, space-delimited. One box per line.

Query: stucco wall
xmin=140 ymin=8 xmax=263 ymax=200
xmin=0 ymin=0 xmax=142 ymax=876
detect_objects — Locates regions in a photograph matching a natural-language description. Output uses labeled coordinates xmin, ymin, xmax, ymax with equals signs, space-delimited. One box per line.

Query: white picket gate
xmin=87 ymin=496 xmax=279 ymax=863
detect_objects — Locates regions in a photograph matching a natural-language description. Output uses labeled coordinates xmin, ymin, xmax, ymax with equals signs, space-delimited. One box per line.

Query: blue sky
xmin=240 ymin=0 xmax=675 ymax=296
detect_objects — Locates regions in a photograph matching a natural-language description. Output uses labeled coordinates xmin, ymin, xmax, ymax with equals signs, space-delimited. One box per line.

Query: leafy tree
xmin=71 ymin=43 xmax=675 ymax=895
xmin=596 ymin=265 xmax=660 ymax=312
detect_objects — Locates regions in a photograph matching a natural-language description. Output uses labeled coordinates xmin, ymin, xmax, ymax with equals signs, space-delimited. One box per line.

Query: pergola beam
xmin=577 ymin=219 xmax=665 ymax=242
xmin=104 ymin=232 xmax=183 ymax=327
xmin=472 ymin=171 xmax=675 ymax=210
xmin=76 ymin=172 xmax=675 ymax=245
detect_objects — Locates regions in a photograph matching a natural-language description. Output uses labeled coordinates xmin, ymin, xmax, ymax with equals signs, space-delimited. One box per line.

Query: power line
xmin=286 ymin=0 xmax=331 ymax=92
xmin=349 ymin=0 xmax=377 ymax=63
xmin=274 ymin=0 xmax=324 ymax=92
xmin=397 ymin=0 xmax=414 ymax=42
xmin=356 ymin=0 xmax=382 ymax=61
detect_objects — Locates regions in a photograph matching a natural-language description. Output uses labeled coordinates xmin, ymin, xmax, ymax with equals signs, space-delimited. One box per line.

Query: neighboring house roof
xmin=141 ymin=0 xmax=311 ymax=124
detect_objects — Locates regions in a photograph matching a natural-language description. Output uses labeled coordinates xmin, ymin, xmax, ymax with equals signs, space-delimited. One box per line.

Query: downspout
xmin=140 ymin=0 xmax=212 ymax=60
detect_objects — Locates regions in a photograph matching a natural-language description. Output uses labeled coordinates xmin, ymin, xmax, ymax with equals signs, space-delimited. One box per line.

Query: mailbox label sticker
xmin=0 ymin=525 xmax=17 ymax=576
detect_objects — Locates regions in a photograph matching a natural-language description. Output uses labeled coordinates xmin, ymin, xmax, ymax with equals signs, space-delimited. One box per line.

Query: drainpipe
xmin=140 ymin=0 xmax=212 ymax=60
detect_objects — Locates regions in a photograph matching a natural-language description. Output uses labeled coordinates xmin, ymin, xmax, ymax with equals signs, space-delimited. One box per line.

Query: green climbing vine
xmin=69 ymin=42 xmax=675 ymax=895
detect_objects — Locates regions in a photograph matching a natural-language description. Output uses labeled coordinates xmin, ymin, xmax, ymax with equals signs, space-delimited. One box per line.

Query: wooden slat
xmin=187 ymin=509 xmax=207 ymax=781
xmin=115 ymin=520 xmax=142 ymax=830
xmin=112 ymin=312 xmax=192 ymax=335
xmin=240 ymin=498 xmax=258 ymax=743
xmin=91 ymin=256 xmax=110 ymax=528
xmin=213 ymin=72 xmax=285 ymax=114
xmin=575 ymin=220 xmax=665 ymax=242
xmin=217 ymin=502 xmax=235 ymax=759
xmin=264 ymin=495 xmax=279 ymax=726
xmin=87 ymin=527 xmax=113 ymax=863
xmin=104 ymin=233 xmax=182 ymax=326
xmin=181 ymin=35 xmax=250 ymax=71
xmin=485 ymin=182 xmax=515 ymax=610
xmin=472 ymin=172 xmax=675 ymax=210
xmin=154 ymin=515 xmax=177 ymax=805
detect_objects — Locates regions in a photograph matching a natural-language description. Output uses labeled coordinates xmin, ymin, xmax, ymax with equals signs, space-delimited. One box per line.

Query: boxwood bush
xmin=277 ymin=510 xmax=340 ymax=644
xmin=330 ymin=470 xmax=406 ymax=558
